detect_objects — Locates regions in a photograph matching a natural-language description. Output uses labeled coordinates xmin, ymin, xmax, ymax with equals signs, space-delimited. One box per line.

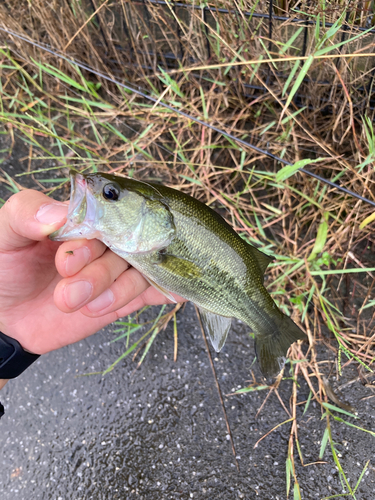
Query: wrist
xmin=0 ymin=331 xmax=40 ymax=379
xmin=0 ymin=379 xmax=8 ymax=390
xmin=0 ymin=325 xmax=37 ymax=355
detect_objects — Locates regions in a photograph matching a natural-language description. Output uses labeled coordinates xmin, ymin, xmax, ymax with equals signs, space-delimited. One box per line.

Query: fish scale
xmin=127 ymin=185 xmax=273 ymax=322
xmin=51 ymin=171 xmax=306 ymax=380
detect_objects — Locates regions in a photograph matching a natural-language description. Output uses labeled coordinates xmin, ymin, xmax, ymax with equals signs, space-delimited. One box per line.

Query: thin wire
xmin=142 ymin=0 xmax=375 ymax=34
xmin=1 ymin=26 xmax=375 ymax=208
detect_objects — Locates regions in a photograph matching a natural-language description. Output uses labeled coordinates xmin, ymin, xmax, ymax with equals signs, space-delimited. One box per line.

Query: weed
xmin=0 ymin=0 xmax=375 ymax=496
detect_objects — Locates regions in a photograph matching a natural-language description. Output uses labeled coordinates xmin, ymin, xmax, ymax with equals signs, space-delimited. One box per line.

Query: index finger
xmin=0 ymin=190 xmax=68 ymax=252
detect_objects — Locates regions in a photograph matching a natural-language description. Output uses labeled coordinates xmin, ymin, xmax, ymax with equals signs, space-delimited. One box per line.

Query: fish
xmin=50 ymin=170 xmax=306 ymax=380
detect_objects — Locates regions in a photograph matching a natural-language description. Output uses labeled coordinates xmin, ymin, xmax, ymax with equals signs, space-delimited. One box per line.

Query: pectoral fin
xmin=143 ymin=276 xmax=177 ymax=303
xmin=155 ymin=253 xmax=202 ymax=279
xmin=198 ymin=307 xmax=232 ymax=352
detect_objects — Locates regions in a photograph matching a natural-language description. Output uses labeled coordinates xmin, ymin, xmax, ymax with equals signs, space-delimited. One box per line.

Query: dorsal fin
xmin=248 ymin=245 xmax=273 ymax=278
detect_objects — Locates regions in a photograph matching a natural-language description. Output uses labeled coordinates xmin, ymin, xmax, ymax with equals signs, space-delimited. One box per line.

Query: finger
xmin=113 ymin=285 xmax=185 ymax=318
xmin=82 ymin=268 xmax=185 ymax=318
xmin=81 ymin=266 xmax=150 ymax=316
xmin=54 ymin=249 xmax=129 ymax=313
xmin=0 ymin=190 xmax=68 ymax=252
xmin=55 ymin=239 xmax=108 ymax=277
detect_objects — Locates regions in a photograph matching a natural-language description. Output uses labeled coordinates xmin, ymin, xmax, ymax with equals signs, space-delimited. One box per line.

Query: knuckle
xmin=109 ymin=252 xmax=129 ymax=277
xmin=4 ymin=191 xmax=24 ymax=215
xmin=91 ymin=239 xmax=107 ymax=257
xmin=137 ymin=296 xmax=147 ymax=309
xmin=122 ymin=270 xmax=139 ymax=299
xmin=92 ymin=261 xmax=113 ymax=288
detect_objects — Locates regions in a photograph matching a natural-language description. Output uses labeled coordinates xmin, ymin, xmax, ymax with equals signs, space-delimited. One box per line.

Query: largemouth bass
xmin=51 ymin=171 xmax=306 ymax=379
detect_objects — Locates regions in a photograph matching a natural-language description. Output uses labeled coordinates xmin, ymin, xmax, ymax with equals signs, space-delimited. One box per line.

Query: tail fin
xmin=254 ymin=314 xmax=306 ymax=381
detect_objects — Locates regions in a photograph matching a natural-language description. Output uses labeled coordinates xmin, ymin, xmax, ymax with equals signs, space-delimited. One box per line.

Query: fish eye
xmin=103 ymin=184 xmax=120 ymax=201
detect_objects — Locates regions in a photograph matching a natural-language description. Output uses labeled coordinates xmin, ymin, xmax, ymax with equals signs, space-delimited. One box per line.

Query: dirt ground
xmin=0 ymin=138 xmax=375 ymax=500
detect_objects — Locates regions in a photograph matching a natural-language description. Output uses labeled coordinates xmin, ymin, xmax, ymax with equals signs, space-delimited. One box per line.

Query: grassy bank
xmin=0 ymin=1 xmax=375 ymax=497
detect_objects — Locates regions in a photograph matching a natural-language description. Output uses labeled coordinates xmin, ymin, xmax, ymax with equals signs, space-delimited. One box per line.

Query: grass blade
xmin=319 ymin=427 xmax=329 ymax=459
xmin=276 ymin=157 xmax=325 ymax=182
xmin=322 ymin=402 xmax=357 ymax=419
xmin=308 ymin=212 xmax=329 ymax=261
xmin=283 ymin=55 xmax=314 ymax=110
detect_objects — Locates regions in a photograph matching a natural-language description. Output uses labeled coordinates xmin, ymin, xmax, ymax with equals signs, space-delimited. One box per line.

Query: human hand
xmin=0 ymin=189 xmax=183 ymax=356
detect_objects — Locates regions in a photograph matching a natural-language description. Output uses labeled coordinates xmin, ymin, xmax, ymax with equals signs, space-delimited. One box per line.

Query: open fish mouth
xmin=50 ymin=170 xmax=101 ymax=241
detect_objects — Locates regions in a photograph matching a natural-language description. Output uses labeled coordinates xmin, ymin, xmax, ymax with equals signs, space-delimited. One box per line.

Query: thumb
xmin=0 ymin=190 xmax=68 ymax=252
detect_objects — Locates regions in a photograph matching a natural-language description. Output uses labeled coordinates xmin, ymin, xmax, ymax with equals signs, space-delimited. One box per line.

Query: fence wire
xmin=84 ymin=0 xmax=375 ymax=115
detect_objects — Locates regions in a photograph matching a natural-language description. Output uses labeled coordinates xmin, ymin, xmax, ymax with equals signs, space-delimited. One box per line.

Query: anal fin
xmin=198 ymin=307 xmax=232 ymax=352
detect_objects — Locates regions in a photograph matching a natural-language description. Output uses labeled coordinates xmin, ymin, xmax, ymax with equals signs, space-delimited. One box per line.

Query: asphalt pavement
xmin=1 ymin=303 xmax=374 ymax=500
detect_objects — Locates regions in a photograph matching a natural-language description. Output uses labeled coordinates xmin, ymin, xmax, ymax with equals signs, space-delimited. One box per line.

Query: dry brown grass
xmin=1 ymin=0 xmax=375 ymax=496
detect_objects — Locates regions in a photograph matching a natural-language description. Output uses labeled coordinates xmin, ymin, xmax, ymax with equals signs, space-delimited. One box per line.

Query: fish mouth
xmin=50 ymin=170 xmax=101 ymax=241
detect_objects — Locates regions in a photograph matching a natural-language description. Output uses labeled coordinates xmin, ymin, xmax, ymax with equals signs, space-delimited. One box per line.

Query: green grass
xmin=0 ymin=2 xmax=375 ymax=496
